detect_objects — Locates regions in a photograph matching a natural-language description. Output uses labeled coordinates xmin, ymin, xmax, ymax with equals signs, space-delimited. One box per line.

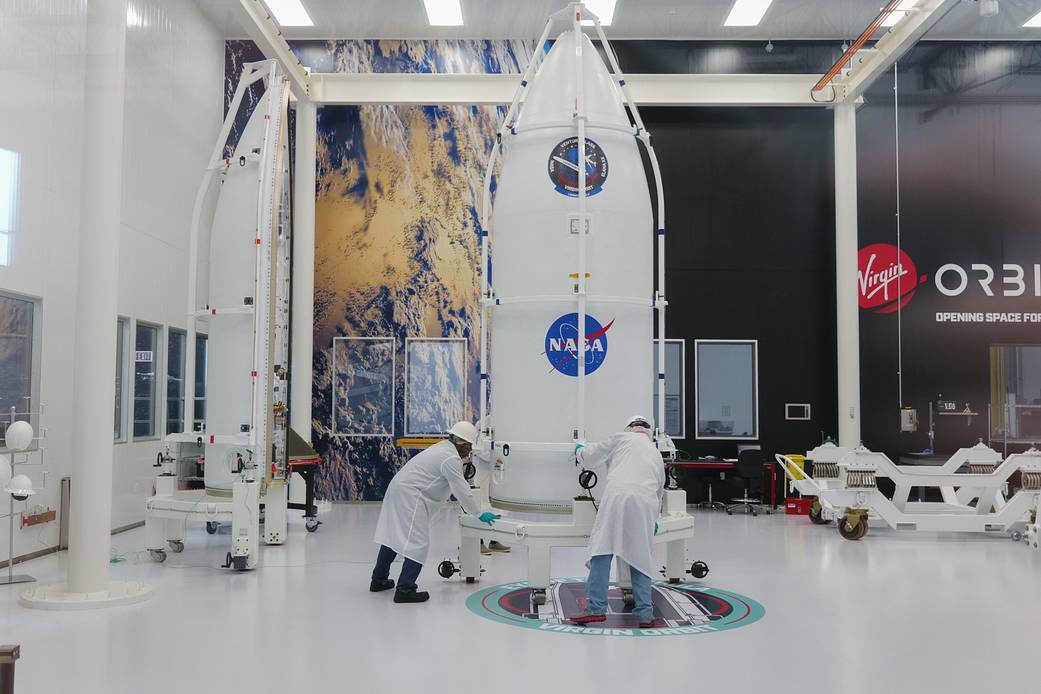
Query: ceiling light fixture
xmin=723 ymin=0 xmax=774 ymax=27
xmin=422 ymin=0 xmax=464 ymax=26
xmin=1025 ymin=9 xmax=1041 ymax=27
xmin=582 ymin=0 xmax=617 ymax=26
xmin=263 ymin=0 xmax=314 ymax=27
xmin=880 ymin=0 xmax=918 ymax=28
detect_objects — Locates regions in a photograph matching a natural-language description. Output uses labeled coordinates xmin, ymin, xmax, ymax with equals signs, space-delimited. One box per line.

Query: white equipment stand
xmin=451 ymin=485 xmax=701 ymax=608
xmin=777 ymin=442 xmax=1041 ymax=541
xmin=440 ymin=5 xmax=703 ymax=608
xmin=144 ymin=60 xmax=295 ymax=569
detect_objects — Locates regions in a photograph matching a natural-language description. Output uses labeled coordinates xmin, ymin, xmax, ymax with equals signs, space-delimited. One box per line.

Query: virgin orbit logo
xmin=858 ymin=243 xmax=928 ymax=314
xmin=544 ymin=313 xmax=614 ymax=376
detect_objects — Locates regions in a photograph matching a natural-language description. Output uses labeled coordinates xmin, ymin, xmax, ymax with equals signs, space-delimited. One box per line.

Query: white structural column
xmin=834 ymin=103 xmax=861 ymax=446
xmin=21 ymin=0 xmax=151 ymax=609
xmin=290 ymin=98 xmax=317 ymax=439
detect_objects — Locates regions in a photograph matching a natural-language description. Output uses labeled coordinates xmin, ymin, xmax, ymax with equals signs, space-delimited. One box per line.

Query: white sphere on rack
xmin=4 ymin=420 xmax=34 ymax=451
xmin=5 ymin=473 xmax=35 ymax=501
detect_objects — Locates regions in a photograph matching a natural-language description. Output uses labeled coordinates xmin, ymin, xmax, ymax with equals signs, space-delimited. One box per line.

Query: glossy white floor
xmin=2 ymin=503 xmax=1039 ymax=693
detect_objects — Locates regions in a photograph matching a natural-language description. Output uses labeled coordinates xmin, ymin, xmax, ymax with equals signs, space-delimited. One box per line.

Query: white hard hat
xmin=447 ymin=421 xmax=478 ymax=445
xmin=625 ymin=415 xmax=651 ymax=428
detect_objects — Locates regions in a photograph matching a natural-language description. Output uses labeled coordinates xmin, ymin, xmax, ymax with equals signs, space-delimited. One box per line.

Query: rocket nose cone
xmin=518 ymin=29 xmax=629 ymax=129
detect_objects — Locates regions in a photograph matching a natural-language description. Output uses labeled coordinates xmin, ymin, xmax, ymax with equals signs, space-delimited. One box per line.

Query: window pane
xmin=0 ymin=294 xmax=33 ymax=428
xmin=653 ymin=340 xmax=685 ymax=438
xmin=194 ymin=334 xmax=207 ymax=431
xmin=114 ymin=319 xmax=126 ymax=440
xmin=333 ymin=337 xmax=394 ymax=436
xmin=166 ymin=331 xmax=186 ymax=434
xmin=405 ymin=338 xmax=466 ymax=436
xmin=133 ymin=324 xmax=158 ymax=438
xmin=990 ymin=344 xmax=1041 ymax=442
xmin=696 ymin=341 xmax=758 ymax=439
xmin=0 ymin=148 xmax=18 ymax=266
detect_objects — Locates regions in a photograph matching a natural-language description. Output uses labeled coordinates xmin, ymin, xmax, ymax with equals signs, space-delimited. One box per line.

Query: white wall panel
xmin=0 ymin=0 xmax=224 ymax=552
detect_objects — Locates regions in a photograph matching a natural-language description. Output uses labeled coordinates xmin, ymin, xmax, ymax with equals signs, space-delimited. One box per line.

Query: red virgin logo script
xmin=858 ymin=243 xmax=928 ymax=314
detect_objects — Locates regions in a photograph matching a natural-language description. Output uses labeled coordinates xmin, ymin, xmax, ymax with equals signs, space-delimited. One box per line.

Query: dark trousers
xmin=372 ymin=545 xmax=423 ymax=593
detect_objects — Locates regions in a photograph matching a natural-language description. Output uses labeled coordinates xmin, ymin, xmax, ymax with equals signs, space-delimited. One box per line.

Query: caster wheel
xmin=751 ymin=508 xmax=758 ymax=517
xmin=305 ymin=517 xmax=320 ymax=533
xmin=808 ymin=500 xmax=831 ymax=525
xmin=437 ymin=560 xmax=458 ymax=579
xmin=854 ymin=519 xmax=869 ymax=540
xmin=838 ymin=516 xmax=867 ymax=541
xmin=531 ymin=590 xmax=547 ymax=606
xmin=689 ymin=560 xmax=710 ymax=579
xmin=168 ymin=540 xmax=184 ymax=553
xmin=206 ymin=522 xmax=219 ymax=535
xmin=621 ymin=588 xmax=635 ymax=608
xmin=149 ymin=549 xmax=167 ymax=563
xmin=726 ymin=509 xmax=732 ymax=516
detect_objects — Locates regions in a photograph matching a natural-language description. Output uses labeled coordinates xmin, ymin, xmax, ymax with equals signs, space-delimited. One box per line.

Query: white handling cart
xmin=777 ymin=443 xmax=1041 ymax=541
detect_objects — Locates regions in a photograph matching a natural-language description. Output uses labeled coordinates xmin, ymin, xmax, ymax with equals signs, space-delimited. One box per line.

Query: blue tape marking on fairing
xmin=658 ymin=373 xmax=666 ymax=379
xmin=619 ymin=79 xmax=626 ymax=86
xmin=657 ymin=228 xmax=665 ymax=236
xmin=480 ymin=373 xmax=489 ymax=380
xmin=521 ymin=80 xmax=528 ymax=87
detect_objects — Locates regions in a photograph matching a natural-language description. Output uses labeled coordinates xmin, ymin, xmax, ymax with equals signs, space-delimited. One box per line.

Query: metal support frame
xmin=234 ymin=0 xmax=822 ymax=108
xmin=834 ymin=103 xmax=861 ymax=447
xmin=820 ymin=0 xmax=956 ymax=104
xmin=144 ymin=60 xmax=293 ymax=569
xmin=777 ymin=445 xmax=1041 ymax=538
xmin=238 ymin=0 xmax=310 ymax=99
xmin=308 ymin=70 xmax=822 ymax=107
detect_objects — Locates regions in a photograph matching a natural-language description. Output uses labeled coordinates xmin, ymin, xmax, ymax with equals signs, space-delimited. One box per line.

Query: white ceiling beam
xmin=238 ymin=0 xmax=312 ymax=99
xmin=829 ymin=0 xmax=956 ymax=103
xmin=309 ymin=72 xmax=824 ymax=107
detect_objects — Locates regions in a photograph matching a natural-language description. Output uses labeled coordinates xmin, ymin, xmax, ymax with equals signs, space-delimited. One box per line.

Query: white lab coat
xmin=373 ymin=440 xmax=483 ymax=565
xmin=578 ymin=431 xmax=665 ymax=578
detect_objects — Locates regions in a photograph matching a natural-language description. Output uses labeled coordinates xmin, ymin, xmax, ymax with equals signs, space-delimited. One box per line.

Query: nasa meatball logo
xmin=543 ymin=313 xmax=614 ymax=376
xmin=548 ymin=137 xmax=608 ymax=197
xmin=858 ymin=243 xmax=928 ymax=314
xmin=466 ymin=579 xmax=765 ymax=638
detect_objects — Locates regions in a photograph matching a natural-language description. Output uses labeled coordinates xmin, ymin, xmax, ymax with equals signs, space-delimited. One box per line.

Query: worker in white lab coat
xmin=569 ymin=415 xmax=665 ymax=627
xmin=370 ymin=421 xmax=500 ymax=603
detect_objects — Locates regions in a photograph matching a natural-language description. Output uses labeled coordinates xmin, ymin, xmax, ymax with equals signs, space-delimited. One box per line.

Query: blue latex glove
xmin=654 ymin=522 xmax=659 ymax=535
xmin=479 ymin=512 xmax=501 ymax=526
xmin=574 ymin=442 xmax=585 ymax=457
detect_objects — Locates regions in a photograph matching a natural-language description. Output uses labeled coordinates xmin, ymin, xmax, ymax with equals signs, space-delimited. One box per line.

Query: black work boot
xmin=393 ymin=590 xmax=430 ymax=603
xmin=369 ymin=578 xmax=395 ymax=593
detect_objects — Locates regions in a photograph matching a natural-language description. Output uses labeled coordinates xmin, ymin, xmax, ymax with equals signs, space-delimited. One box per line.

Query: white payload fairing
xmin=479 ymin=4 xmax=668 ymax=513
xmin=454 ymin=4 xmax=699 ymax=601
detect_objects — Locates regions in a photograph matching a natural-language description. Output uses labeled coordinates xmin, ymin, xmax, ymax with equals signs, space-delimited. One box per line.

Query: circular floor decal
xmin=466 ymin=578 xmax=765 ymax=637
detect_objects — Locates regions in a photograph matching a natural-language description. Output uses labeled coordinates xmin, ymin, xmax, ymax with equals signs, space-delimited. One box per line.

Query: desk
xmin=666 ymin=460 xmax=779 ymax=508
